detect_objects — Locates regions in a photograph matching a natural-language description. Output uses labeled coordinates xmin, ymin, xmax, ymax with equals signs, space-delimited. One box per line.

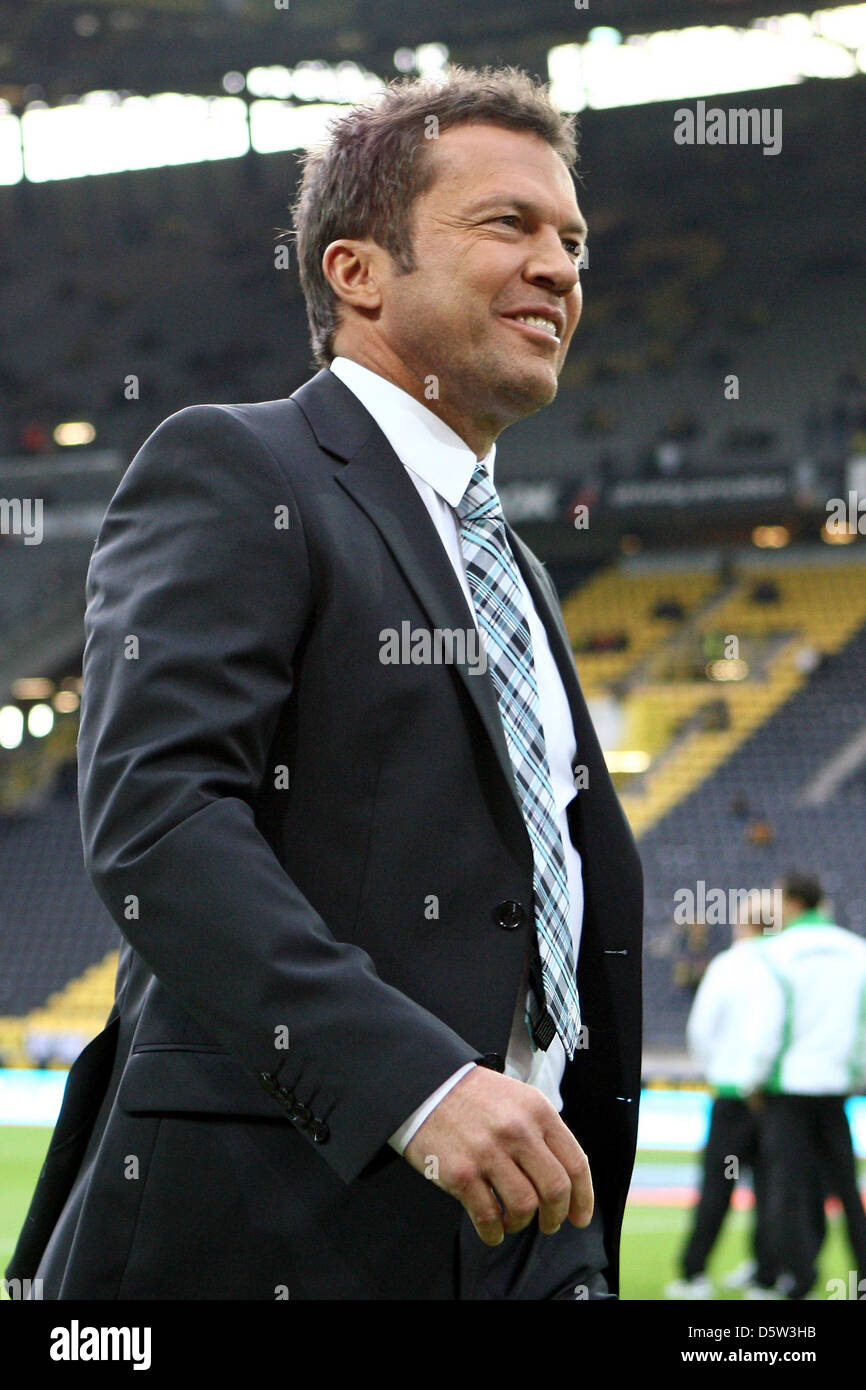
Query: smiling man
xmin=9 ymin=65 xmax=642 ymax=1302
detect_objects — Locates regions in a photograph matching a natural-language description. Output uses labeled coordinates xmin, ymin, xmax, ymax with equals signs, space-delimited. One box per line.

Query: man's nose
xmin=523 ymin=234 xmax=580 ymax=297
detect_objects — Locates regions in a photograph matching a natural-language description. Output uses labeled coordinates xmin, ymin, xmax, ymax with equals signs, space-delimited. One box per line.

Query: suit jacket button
xmin=291 ymin=1102 xmax=312 ymax=1125
xmin=494 ymin=900 xmax=525 ymax=930
xmin=259 ymin=1072 xmax=278 ymax=1095
xmin=309 ymin=1119 xmax=329 ymax=1143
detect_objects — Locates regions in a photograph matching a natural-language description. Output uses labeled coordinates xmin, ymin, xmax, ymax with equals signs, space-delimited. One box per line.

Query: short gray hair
xmin=289 ymin=64 xmax=580 ymax=369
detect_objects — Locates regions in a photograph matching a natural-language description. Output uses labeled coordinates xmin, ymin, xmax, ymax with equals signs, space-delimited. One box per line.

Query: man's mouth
xmin=501 ymin=313 xmax=562 ymax=345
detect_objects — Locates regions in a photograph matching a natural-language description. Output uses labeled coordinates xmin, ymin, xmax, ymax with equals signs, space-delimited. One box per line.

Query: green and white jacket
xmin=749 ymin=911 xmax=866 ymax=1096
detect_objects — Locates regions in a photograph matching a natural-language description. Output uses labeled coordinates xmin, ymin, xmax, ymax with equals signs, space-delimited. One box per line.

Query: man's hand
xmin=403 ymin=1066 xmax=593 ymax=1246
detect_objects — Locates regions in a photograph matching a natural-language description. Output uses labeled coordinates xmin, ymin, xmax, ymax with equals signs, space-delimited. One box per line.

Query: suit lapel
xmin=291 ymin=369 xmax=522 ymax=819
xmin=508 ymin=527 xmax=628 ymax=838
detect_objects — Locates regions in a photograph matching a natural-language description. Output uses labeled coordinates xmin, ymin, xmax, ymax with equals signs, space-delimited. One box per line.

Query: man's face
xmin=368 ymin=122 xmax=586 ymax=441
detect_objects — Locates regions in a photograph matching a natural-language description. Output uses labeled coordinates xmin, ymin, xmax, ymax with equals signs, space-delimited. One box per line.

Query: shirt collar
xmin=786 ymin=908 xmax=833 ymax=929
xmin=329 ymin=356 xmax=495 ymax=509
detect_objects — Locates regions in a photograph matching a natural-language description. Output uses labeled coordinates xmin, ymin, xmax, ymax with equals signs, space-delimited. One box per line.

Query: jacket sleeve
xmin=77 ymin=404 xmax=480 ymax=1185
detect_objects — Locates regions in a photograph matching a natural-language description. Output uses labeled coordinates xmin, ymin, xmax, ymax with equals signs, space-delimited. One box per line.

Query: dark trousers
xmin=455 ymin=1204 xmax=614 ymax=1300
xmin=681 ymin=1096 xmax=774 ymax=1283
xmin=758 ymin=1093 xmax=866 ymax=1299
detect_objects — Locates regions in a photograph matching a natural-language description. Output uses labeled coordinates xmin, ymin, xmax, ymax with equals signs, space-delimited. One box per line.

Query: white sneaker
xmin=743 ymin=1284 xmax=784 ymax=1300
xmin=722 ymin=1260 xmax=757 ymax=1290
xmin=664 ymin=1275 xmax=714 ymax=1300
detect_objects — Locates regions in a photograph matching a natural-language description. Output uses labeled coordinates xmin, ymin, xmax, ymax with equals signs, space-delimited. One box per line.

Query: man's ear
xmin=322 ymin=239 xmax=383 ymax=312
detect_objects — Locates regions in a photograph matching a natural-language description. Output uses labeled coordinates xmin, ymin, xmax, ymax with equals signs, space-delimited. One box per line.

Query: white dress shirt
xmin=328 ymin=357 xmax=585 ymax=1154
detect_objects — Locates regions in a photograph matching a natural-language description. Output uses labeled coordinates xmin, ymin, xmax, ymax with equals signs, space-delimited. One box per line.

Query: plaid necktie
xmin=457 ymin=460 xmax=581 ymax=1058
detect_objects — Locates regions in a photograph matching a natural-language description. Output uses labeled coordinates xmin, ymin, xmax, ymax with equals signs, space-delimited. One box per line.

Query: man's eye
xmin=496 ymin=219 xmax=583 ymax=261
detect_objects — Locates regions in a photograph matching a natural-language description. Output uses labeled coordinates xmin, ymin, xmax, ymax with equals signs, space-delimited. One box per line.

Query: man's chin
xmin=499 ymin=365 xmax=559 ymax=415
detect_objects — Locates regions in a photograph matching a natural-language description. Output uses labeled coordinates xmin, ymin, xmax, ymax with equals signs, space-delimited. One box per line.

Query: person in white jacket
xmin=665 ymin=900 xmax=780 ymax=1299
xmin=743 ymin=873 xmax=866 ymax=1300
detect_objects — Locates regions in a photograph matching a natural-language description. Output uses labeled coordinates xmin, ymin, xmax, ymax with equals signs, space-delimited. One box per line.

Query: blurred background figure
xmin=742 ymin=873 xmax=866 ymax=1300
xmin=665 ymin=894 xmax=776 ymax=1299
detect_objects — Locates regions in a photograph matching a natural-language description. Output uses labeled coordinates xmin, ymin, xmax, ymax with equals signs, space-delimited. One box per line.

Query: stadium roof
xmin=0 ymin=0 xmax=856 ymax=104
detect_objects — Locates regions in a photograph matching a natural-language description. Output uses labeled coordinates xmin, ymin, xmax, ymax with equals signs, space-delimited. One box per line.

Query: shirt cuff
xmin=388 ymin=1062 xmax=477 ymax=1156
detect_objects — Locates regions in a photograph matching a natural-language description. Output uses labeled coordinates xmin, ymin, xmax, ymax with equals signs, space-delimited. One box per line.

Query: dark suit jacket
xmin=8 ymin=366 xmax=643 ymax=1299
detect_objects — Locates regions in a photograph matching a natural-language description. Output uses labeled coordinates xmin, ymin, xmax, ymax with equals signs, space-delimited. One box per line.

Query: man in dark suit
xmin=8 ymin=65 xmax=642 ymax=1300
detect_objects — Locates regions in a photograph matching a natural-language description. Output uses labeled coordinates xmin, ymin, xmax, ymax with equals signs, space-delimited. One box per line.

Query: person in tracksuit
xmin=665 ymin=902 xmax=778 ymax=1299
xmin=743 ymin=873 xmax=866 ymax=1300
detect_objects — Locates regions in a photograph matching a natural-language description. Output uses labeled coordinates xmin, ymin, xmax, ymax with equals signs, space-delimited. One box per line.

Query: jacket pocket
xmin=116 ymin=1045 xmax=289 ymax=1120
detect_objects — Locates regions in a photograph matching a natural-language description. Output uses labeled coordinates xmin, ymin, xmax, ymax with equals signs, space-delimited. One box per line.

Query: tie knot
xmin=457 ymin=461 xmax=503 ymax=529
